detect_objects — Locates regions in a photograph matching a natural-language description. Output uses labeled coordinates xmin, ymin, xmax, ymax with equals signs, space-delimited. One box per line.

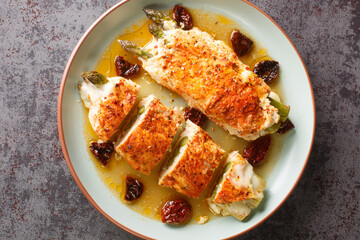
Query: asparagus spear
xmin=118 ymin=40 xmax=153 ymax=59
xmin=265 ymin=121 xmax=281 ymax=134
xmin=143 ymin=8 xmax=177 ymax=28
xmin=81 ymin=71 xmax=108 ymax=85
xmin=148 ymin=22 xmax=164 ymax=38
xmin=268 ymin=97 xmax=290 ymax=122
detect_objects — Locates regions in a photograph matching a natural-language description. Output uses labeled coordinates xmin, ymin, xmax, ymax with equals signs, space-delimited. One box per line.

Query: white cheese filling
xmin=79 ymin=77 xmax=124 ymax=108
xmin=208 ymin=151 xmax=265 ymax=220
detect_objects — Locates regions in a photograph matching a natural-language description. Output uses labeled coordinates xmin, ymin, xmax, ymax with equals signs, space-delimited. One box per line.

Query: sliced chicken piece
xmin=159 ymin=120 xmax=225 ymax=198
xmin=115 ymin=95 xmax=183 ymax=175
xmin=79 ymin=71 xmax=140 ymax=141
xmin=207 ymin=151 xmax=266 ymax=220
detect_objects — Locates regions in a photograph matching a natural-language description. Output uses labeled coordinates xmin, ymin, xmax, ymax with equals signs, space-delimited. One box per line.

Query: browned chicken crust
xmin=160 ymin=39 xmax=267 ymax=135
xmin=93 ymin=81 xmax=139 ymax=141
xmin=143 ymin=28 xmax=279 ymax=140
xmin=215 ymin=156 xmax=252 ymax=204
xmin=159 ymin=121 xmax=225 ymax=198
xmin=116 ymin=97 xmax=183 ymax=175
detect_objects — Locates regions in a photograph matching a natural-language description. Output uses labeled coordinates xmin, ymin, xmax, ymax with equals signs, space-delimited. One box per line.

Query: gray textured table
xmin=1 ymin=0 xmax=359 ymax=239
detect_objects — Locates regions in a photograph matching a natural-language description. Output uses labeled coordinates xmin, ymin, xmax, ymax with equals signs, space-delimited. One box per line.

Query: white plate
xmin=58 ymin=0 xmax=315 ymax=239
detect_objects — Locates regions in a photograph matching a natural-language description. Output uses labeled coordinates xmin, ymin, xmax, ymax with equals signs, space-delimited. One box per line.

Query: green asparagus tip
xmin=148 ymin=22 xmax=164 ymax=38
xmin=118 ymin=40 xmax=153 ymax=59
xmin=143 ymin=8 xmax=175 ymax=27
xmin=81 ymin=71 xmax=108 ymax=85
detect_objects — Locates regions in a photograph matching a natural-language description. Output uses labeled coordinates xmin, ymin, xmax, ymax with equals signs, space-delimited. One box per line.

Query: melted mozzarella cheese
xmin=79 ymin=77 xmax=122 ymax=108
xmin=229 ymin=162 xmax=253 ymax=189
xmin=163 ymin=20 xmax=177 ymax=31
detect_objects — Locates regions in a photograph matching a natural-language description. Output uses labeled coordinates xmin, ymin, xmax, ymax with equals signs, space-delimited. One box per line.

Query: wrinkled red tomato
xmin=115 ymin=55 xmax=141 ymax=78
xmin=173 ymin=5 xmax=193 ymax=30
xmin=125 ymin=176 xmax=144 ymax=202
xmin=184 ymin=107 xmax=207 ymax=126
xmin=89 ymin=141 xmax=114 ymax=166
xmin=231 ymin=29 xmax=253 ymax=57
xmin=243 ymin=135 xmax=271 ymax=166
xmin=253 ymin=60 xmax=279 ymax=84
xmin=161 ymin=199 xmax=192 ymax=224
xmin=277 ymin=118 xmax=295 ymax=134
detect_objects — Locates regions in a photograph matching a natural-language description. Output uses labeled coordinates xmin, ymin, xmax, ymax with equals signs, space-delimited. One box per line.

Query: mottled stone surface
xmin=0 ymin=0 xmax=359 ymax=239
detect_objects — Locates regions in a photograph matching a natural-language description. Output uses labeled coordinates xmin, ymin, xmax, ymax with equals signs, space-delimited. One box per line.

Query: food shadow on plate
xmin=240 ymin=190 xmax=268 ymax=223
xmin=164 ymin=222 xmax=191 ymax=229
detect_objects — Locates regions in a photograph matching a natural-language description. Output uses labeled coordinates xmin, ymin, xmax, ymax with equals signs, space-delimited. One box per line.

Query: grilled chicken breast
xmin=207 ymin=151 xmax=265 ymax=220
xmin=140 ymin=23 xmax=280 ymax=140
xmin=159 ymin=120 xmax=225 ymax=198
xmin=115 ymin=95 xmax=183 ymax=175
xmin=79 ymin=76 xmax=140 ymax=141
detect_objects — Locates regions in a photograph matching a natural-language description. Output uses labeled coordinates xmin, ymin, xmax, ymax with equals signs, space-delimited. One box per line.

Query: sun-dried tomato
xmin=161 ymin=199 xmax=191 ymax=224
xmin=89 ymin=141 xmax=114 ymax=166
xmin=184 ymin=107 xmax=207 ymax=126
xmin=125 ymin=176 xmax=144 ymax=202
xmin=231 ymin=29 xmax=253 ymax=57
xmin=243 ymin=135 xmax=271 ymax=166
xmin=123 ymin=64 xmax=140 ymax=78
xmin=115 ymin=55 xmax=140 ymax=78
xmin=173 ymin=5 xmax=193 ymax=30
xmin=277 ymin=118 xmax=295 ymax=134
xmin=253 ymin=60 xmax=279 ymax=84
